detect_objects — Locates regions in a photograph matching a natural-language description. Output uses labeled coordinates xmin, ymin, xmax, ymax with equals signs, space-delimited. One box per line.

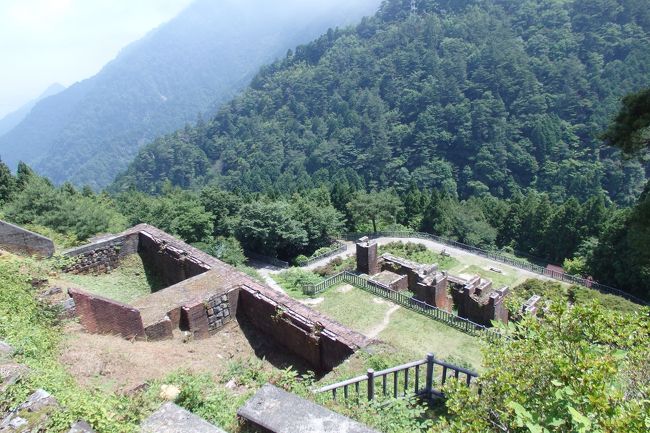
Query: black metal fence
xmin=342 ymin=231 xmax=648 ymax=306
xmin=317 ymin=353 xmax=479 ymax=402
xmin=303 ymin=271 xmax=501 ymax=342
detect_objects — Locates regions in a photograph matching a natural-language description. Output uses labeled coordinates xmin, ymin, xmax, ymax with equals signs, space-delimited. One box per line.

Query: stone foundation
xmin=62 ymin=225 xmax=367 ymax=372
xmin=355 ymin=238 xmax=511 ymax=324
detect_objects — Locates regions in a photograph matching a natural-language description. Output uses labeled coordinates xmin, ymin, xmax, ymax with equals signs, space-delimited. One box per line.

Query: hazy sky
xmin=0 ymin=0 xmax=194 ymax=118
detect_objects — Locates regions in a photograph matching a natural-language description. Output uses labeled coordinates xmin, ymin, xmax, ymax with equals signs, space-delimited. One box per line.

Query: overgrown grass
xmin=314 ymin=285 xmax=394 ymax=334
xmin=0 ymin=256 xmax=150 ymax=432
xmin=313 ymin=256 xmax=356 ymax=277
xmin=61 ymin=254 xmax=163 ymax=303
xmin=379 ymin=242 xmax=460 ymax=271
xmin=509 ymin=279 xmax=644 ymax=315
xmin=273 ymin=268 xmax=324 ymax=299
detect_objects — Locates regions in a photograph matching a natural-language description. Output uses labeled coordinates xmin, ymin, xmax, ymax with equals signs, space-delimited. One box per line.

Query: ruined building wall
xmin=0 ymin=220 xmax=55 ymax=258
xmin=68 ymin=288 xmax=145 ymax=339
xmin=236 ymin=286 xmax=356 ymax=372
xmin=138 ymin=232 xmax=210 ymax=287
xmin=356 ymin=238 xmax=379 ymax=275
xmin=454 ymin=279 xmax=509 ymax=327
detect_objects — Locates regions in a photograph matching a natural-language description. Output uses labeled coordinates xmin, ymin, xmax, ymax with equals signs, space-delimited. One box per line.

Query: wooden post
xmin=367 ymin=369 xmax=375 ymax=401
xmin=425 ymin=353 xmax=435 ymax=398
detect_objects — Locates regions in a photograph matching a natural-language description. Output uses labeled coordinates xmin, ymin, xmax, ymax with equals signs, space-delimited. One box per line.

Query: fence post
xmin=367 ymin=369 xmax=375 ymax=401
xmin=425 ymin=353 xmax=434 ymax=398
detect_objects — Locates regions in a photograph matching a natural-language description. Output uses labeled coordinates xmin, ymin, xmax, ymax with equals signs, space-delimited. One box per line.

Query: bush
xmin=273 ymin=268 xmax=324 ymax=298
xmin=294 ymin=254 xmax=309 ymax=266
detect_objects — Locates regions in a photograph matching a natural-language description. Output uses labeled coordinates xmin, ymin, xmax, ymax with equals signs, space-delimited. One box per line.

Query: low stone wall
xmin=68 ymin=288 xmax=145 ymax=339
xmin=0 ymin=220 xmax=54 ymax=257
xmin=63 ymin=233 xmax=138 ymax=275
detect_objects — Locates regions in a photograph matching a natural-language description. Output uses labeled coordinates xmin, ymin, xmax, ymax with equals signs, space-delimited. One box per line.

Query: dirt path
xmin=366 ymin=304 xmax=400 ymax=338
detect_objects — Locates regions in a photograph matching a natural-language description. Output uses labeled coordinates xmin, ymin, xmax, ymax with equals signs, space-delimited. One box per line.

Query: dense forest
xmin=0 ymin=0 xmax=381 ymax=188
xmin=115 ymin=0 xmax=649 ymax=207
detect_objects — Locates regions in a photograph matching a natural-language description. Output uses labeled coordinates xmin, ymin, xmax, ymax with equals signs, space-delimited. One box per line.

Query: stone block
xmin=0 ymin=362 xmax=28 ymax=394
xmin=68 ymin=420 xmax=96 ymax=433
xmin=0 ymin=389 xmax=59 ymax=432
xmin=141 ymin=402 xmax=226 ymax=433
xmin=0 ymin=341 xmax=13 ymax=358
xmin=238 ymin=384 xmax=379 ymax=433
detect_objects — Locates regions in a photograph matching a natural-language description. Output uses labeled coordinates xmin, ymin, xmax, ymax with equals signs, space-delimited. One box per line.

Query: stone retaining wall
xmin=63 ymin=233 xmax=138 ymax=275
xmin=0 ymin=220 xmax=54 ymax=257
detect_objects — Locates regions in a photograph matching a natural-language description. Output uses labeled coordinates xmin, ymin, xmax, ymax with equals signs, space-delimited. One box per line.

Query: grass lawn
xmin=313 ymin=285 xmax=483 ymax=371
xmin=62 ymin=254 xmax=163 ymax=303
xmin=313 ymin=285 xmax=393 ymax=335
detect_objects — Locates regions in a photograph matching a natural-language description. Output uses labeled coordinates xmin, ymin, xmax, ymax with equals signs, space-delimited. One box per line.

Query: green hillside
xmin=0 ymin=0 xmax=381 ymax=189
xmin=115 ymin=0 xmax=650 ymax=205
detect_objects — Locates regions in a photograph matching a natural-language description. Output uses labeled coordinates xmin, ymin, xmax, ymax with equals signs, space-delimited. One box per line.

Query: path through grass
xmin=313 ymin=285 xmax=483 ymax=371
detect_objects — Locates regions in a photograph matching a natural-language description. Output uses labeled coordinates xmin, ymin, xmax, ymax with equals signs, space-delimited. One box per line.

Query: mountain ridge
xmin=0 ymin=0 xmax=381 ymax=188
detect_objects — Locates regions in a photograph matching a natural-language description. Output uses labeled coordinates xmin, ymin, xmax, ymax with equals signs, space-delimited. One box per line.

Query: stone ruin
xmin=356 ymin=238 xmax=509 ymax=326
xmin=0 ymin=220 xmax=54 ymax=258
xmin=60 ymin=225 xmax=370 ymax=373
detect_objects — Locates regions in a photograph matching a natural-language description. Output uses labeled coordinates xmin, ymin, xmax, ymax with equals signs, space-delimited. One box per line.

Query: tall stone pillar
xmin=356 ymin=237 xmax=379 ymax=275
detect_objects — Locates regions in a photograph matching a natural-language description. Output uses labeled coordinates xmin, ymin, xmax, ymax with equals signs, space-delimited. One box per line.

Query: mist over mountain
xmin=0 ymin=83 xmax=65 ymax=137
xmin=0 ymin=0 xmax=381 ymax=188
xmin=115 ymin=0 xmax=650 ymax=205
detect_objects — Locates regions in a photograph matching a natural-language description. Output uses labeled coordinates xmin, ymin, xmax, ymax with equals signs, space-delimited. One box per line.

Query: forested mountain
xmin=0 ymin=0 xmax=381 ymax=189
xmin=115 ymin=0 xmax=650 ymax=206
xmin=0 ymin=83 xmax=65 ymax=136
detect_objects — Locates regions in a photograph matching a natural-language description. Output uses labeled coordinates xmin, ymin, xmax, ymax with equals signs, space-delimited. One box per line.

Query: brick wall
xmin=236 ymin=287 xmax=354 ymax=372
xmin=138 ymin=232 xmax=210 ymax=287
xmin=68 ymin=288 xmax=145 ymax=339
xmin=356 ymin=238 xmax=379 ymax=275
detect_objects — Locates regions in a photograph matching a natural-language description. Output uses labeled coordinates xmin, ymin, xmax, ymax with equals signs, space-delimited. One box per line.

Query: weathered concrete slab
xmin=0 ymin=389 xmax=59 ymax=432
xmin=141 ymin=402 xmax=226 ymax=433
xmin=68 ymin=420 xmax=96 ymax=433
xmin=238 ymin=384 xmax=380 ymax=433
xmin=0 ymin=220 xmax=54 ymax=258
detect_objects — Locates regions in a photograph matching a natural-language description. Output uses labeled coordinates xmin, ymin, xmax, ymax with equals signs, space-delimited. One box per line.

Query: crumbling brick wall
xmin=453 ymin=278 xmax=509 ymax=326
xmin=138 ymin=232 xmax=211 ymax=287
xmin=236 ymin=287 xmax=355 ymax=372
xmin=68 ymin=288 xmax=145 ymax=339
xmin=356 ymin=237 xmax=379 ymax=275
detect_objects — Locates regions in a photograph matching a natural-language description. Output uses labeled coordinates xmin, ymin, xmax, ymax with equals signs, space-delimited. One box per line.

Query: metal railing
xmin=341 ymin=231 xmax=648 ymax=306
xmin=317 ymin=353 xmax=479 ymax=401
xmin=303 ymin=271 xmax=501 ymax=342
